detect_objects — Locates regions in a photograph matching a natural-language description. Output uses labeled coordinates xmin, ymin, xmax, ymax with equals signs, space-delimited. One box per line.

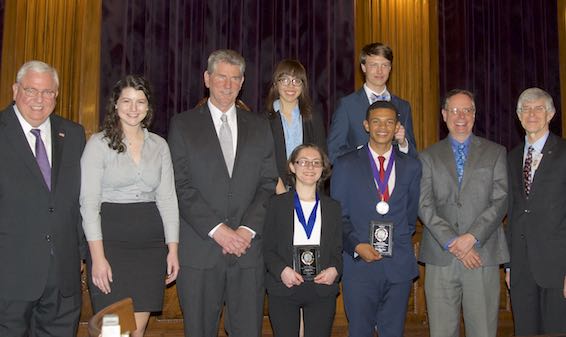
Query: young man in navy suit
xmin=331 ymin=100 xmax=421 ymax=337
xmin=328 ymin=42 xmax=416 ymax=163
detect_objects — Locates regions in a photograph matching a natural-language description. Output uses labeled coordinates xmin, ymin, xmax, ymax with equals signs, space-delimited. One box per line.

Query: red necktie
xmin=378 ymin=155 xmax=390 ymax=200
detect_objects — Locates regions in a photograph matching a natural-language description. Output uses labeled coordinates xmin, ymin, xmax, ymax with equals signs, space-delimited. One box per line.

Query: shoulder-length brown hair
xmin=287 ymin=143 xmax=331 ymax=189
xmin=265 ymin=59 xmax=312 ymax=121
xmin=103 ymin=75 xmax=154 ymax=153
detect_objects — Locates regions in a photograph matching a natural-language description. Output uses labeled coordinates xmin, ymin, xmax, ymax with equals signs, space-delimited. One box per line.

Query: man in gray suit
xmin=168 ymin=49 xmax=278 ymax=337
xmin=418 ymin=89 xmax=509 ymax=337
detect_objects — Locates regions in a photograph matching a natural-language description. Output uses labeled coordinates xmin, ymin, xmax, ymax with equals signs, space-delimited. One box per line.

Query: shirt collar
xmin=525 ymin=131 xmax=549 ymax=153
xmin=363 ymin=84 xmax=390 ymax=101
xmin=13 ymin=104 xmax=51 ymax=135
xmin=273 ymin=99 xmax=301 ymax=119
xmin=368 ymin=143 xmax=393 ymax=161
xmin=449 ymin=134 xmax=472 ymax=149
xmin=207 ymin=99 xmax=237 ymax=123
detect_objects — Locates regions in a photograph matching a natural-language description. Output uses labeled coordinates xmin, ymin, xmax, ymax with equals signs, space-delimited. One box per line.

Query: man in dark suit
xmin=419 ymin=89 xmax=508 ymax=337
xmin=0 ymin=61 xmax=85 ymax=336
xmin=168 ymin=49 xmax=278 ymax=337
xmin=327 ymin=42 xmax=416 ymax=163
xmin=331 ymin=100 xmax=421 ymax=337
xmin=506 ymin=87 xmax=566 ymax=335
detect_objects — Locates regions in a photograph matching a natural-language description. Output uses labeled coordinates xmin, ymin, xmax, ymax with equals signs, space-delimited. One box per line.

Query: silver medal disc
xmin=376 ymin=201 xmax=389 ymax=215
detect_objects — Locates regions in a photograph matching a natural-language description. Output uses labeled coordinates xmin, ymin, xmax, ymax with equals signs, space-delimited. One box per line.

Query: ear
xmin=395 ymin=121 xmax=401 ymax=133
xmin=361 ymin=63 xmax=367 ymax=74
xmin=204 ymin=71 xmax=211 ymax=89
xmin=363 ymin=119 xmax=370 ymax=133
xmin=289 ymin=162 xmax=296 ymax=174
xmin=12 ymin=83 xmax=18 ymax=101
xmin=441 ymin=109 xmax=448 ymax=123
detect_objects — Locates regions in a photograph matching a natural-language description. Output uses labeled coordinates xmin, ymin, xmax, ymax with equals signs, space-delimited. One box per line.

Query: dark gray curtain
xmin=438 ymin=0 xmax=562 ymax=149
xmin=100 ymin=0 xmax=355 ymax=137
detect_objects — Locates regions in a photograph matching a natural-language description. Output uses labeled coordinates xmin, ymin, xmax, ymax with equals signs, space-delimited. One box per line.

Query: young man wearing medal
xmin=331 ymin=100 xmax=422 ymax=337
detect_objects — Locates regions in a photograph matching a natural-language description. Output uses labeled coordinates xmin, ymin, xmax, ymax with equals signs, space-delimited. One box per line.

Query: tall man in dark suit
xmin=331 ymin=101 xmax=422 ymax=337
xmin=0 ymin=61 xmax=85 ymax=336
xmin=419 ymin=89 xmax=509 ymax=337
xmin=328 ymin=42 xmax=416 ymax=163
xmin=168 ymin=49 xmax=278 ymax=337
xmin=506 ymin=87 xmax=566 ymax=335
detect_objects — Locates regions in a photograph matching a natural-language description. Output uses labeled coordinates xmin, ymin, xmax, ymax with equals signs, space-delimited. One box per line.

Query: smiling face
xmin=518 ymin=97 xmax=554 ymax=142
xmin=361 ymin=54 xmax=391 ymax=93
xmin=289 ymin=147 xmax=324 ymax=188
xmin=442 ymin=93 xmax=475 ymax=142
xmin=364 ymin=107 xmax=399 ymax=153
xmin=276 ymin=75 xmax=303 ymax=105
xmin=12 ymin=71 xmax=58 ymax=127
xmin=116 ymin=87 xmax=148 ymax=129
xmin=204 ymin=61 xmax=244 ymax=112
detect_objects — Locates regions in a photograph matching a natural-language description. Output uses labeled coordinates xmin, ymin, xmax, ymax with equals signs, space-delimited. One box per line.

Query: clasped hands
xmin=212 ymin=224 xmax=253 ymax=257
xmin=280 ymin=266 xmax=339 ymax=288
xmin=449 ymin=233 xmax=482 ymax=269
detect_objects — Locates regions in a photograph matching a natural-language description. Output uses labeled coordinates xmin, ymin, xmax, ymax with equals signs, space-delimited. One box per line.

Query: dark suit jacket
xmin=168 ymin=104 xmax=278 ymax=269
xmin=507 ymin=133 xmax=566 ymax=289
xmin=264 ymin=191 xmax=342 ymax=297
xmin=327 ymin=88 xmax=416 ymax=163
xmin=330 ymin=145 xmax=421 ymax=283
xmin=267 ymin=109 xmax=327 ymax=187
xmin=0 ymin=105 xmax=85 ymax=301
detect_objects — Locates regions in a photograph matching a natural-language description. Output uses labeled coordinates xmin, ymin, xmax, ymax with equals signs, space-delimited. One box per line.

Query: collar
xmin=363 ymin=84 xmax=390 ymax=101
xmin=449 ymin=134 xmax=472 ymax=149
xmin=207 ymin=99 xmax=237 ymax=123
xmin=273 ymin=99 xmax=301 ymax=117
xmin=13 ymin=104 xmax=52 ymax=135
xmin=525 ymin=131 xmax=549 ymax=154
xmin=368 ymin=143 xmax=393 ymax=161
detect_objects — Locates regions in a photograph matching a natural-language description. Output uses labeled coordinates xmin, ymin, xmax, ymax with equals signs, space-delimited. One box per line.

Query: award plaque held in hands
xmin=293 ymin=245 xmax=320 ymax=281
xmin=369 ymin=221 xmax=393 ymax=257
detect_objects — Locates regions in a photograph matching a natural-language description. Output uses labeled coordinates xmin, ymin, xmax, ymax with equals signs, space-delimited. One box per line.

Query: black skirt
xmin=87 ymin=202 xmax=167 ymax=312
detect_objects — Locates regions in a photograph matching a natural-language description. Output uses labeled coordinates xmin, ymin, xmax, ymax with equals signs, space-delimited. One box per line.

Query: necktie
xmin=31 ymin=129 xmax=51 ymax=190
xmin=378 ymin=156 xmax=390 ymax=200
xmin=219 ymin=114 xmax=234 ymax=176
xmin=371 ymin=92 xmax=391 ymax=103
xmin=523 ymin=146 xmax=534 ymax=196
xmin=455 ymin=143 xmax=466 ymax=185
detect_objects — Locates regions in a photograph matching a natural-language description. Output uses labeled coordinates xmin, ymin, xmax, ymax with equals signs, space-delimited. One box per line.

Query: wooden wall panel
xmin=0 ymin=0 xmax=100 ymax=136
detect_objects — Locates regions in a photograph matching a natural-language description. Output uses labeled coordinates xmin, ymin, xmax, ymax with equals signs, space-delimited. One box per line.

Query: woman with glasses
xmin=264 ymin=144 xmax=342 ymax=337
xmin=80 ymin=75 xmax=179 ymax=337
xmin=265 ymin=59 xmax=327 ymax=194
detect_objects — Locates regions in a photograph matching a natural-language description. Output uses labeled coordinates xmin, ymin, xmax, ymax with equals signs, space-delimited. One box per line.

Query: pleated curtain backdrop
xmin=100 ymin=0 xmax=355 ymax=137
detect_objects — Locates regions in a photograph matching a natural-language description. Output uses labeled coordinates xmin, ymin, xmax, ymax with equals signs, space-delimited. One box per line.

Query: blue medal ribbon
xmin=293 ymin=192 xmax=319 ymax=239
xmin=366 ymin=146 xmax=395 ymax=202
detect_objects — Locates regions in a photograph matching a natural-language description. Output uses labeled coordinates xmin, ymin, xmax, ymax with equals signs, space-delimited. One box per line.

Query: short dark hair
xmin=443 ymin=89 xmax=475 ymax=110
xmin=366 ymin=100 xmax=398 ymax=121
xmin=360 ymin=42 xmax=393 ymax=65
xmin=286 ymin=144 xmax=331 ymax=189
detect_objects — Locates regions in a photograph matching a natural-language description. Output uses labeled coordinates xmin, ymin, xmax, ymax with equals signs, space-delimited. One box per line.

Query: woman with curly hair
xmin=80 ymin=75 xmax=179 ymax=337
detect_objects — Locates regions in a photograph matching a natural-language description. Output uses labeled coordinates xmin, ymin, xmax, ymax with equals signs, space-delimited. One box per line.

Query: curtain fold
xmin=100 ymin=0 xmax=355 ymax=137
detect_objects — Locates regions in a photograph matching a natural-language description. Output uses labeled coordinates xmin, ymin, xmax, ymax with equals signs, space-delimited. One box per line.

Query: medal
xmin=376 ymin=201 xmax=389 ymax=215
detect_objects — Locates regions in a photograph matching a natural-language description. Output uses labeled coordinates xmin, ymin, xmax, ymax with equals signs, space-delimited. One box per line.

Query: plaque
xmin=369 ymin=221 xmax=393 ymax=257
xmin=293 ymin=245 xmax=321 ymax=281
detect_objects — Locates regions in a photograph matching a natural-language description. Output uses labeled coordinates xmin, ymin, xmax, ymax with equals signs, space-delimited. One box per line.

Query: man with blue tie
xmin=331 ymin=100 xmax=421 ymax=337
xmin=327 ymin=42 xmax=416 ymax=163
xmin=418 ymin=89 xmax=509 ymax=337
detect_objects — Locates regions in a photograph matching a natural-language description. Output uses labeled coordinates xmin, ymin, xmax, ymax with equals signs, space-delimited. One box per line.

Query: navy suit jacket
xmin=330 ymin=145 xmax=421 ymax=283
xmin=327 ymin=88 xmax=416 ymax=163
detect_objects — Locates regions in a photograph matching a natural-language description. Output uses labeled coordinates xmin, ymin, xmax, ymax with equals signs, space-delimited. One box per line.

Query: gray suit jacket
xmin=168 ymin=104 xmax=278 ymax=269
xmin=418 ymin=135 xmax=509 ymax=266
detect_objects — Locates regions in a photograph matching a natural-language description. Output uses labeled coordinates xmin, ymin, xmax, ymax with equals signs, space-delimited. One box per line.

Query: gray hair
xmin=16 ymin=60 xmax=59 ymax=88
xmin=516 ymin=87 xmax=555 ymax=115
xmin=206 ymin=49 xmax=245 ymax=75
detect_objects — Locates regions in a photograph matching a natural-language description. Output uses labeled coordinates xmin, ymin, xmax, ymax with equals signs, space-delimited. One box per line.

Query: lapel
xmin=50 ymin=116 xmax=65 ymax=192
xmin=437 ymin=138 xmax=459 ymax=187
xmin=358 ymin=145 xmax=382 ymax=206
xmin=199 ymin=105 xmax=232 ymax=179
xmin=1 ymin=107 xmax=51 ymax=192
xmin=460 ymin=135 xmax=481 ymax=191
xmin=233 ymin=108 xmax=249 ymax=178
xmin=510 ymin=141 xmax=527 ymax=198
xmin=356 ymin=88 xmax=370 ymax=107
xmin=529 ymin=133 xmax=557 ymax=197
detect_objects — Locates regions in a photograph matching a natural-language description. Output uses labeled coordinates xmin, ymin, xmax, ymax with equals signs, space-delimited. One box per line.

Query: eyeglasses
xmin=520 ymin=105 xmax=546 ymax=114
xmin=446 ymin=107 xmax=475 ymax=116
xmin=365 ymin=62 xmax=392 ymax=70
xmin=20 ymin=87 xmax=57 ymax=99
xmin=278 ymin=77 xmax=303 ymax=87
xmin=295 ymin=159 xmax=323 ymax=168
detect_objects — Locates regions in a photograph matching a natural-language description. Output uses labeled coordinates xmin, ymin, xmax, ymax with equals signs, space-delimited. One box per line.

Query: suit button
xmin=48 ymin=207 xmax=54 ymax=213
xmin=45 ymin=235 xmax=51 ymax=242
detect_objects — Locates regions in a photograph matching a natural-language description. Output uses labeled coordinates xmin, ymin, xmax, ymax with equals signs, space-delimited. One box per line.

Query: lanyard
xmin=293 ymin=192 xmax=319 ymax=239
xmin=367 ymin=146 xmax=395 ymax=202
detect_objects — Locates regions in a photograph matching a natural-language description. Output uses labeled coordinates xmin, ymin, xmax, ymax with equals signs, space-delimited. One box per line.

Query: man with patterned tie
xmin=506 ymin=87 xmax=566 ymax=335
xmin=328 ymin=42 xmax=417 ymax=163
xmin=331 ymin=100 xmax=421 ymax=337
xmin=418 ymin=89 xmax=509 ymax=337
xmin=168 ymin=49 xmax=278 ymax=337
xmin=0 ymin=61 xmax=86 ymax=336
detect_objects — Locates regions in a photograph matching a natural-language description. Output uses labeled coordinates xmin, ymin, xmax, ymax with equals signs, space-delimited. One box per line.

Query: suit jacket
xmin=0 ymin=105 xmax=85 ymax=301
xmin=168 ymin=104 xmax=278 ymax=269
xmin=330 ymin=145 xmax=421 ymax=283
xmin=507 ymin=133 xmax=566 ymax=289
xmin=264 ymin=191 xmax=342 ymax=297
xmin=327 ymin=88 xmax=416 ymax=163
xmin=267 ymin=109 xmax=327 ymax=187
xmin=418 ymin=135 xmax=509 ymax=266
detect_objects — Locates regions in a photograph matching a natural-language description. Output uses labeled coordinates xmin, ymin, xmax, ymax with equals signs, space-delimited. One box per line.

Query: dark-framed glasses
xmin=278 ymin=77 xmax=303 ymax=87
xmin=446 ymin=107 xmax=475 ymax=116
xmin=295 ymin=159 xmax=323 ymax=168
xmin=21 ymin=87 xmax=57 ymax=99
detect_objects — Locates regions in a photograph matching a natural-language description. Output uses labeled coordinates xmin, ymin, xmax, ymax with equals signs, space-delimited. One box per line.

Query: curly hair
xmin=103 ymin=75 xmax=154 ymax=153
xmin=265 ymin=59 xmax=312 ymax=121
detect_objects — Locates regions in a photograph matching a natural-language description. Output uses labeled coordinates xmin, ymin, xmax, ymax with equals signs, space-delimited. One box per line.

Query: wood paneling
xmin=0 ymin=0 xmax=100 ymax=136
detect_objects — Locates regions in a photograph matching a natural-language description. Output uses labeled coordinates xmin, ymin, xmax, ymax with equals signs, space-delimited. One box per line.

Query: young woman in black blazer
xmin=264 ymin=144 xmax=342 ymax=337
xmin=265 ymin=60 xmax=327 ymax=194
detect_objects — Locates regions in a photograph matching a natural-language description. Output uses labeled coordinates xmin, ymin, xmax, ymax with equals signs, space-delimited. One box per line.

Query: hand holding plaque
xmin=293 ymin=245 xmax=321 ymax=281
xmin=369 ymin=221 xmax=393 ymax=257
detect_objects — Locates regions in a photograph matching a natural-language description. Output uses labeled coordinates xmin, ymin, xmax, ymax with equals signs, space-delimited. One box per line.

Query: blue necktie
xmin=371 ymin=92 xmax=391 ymax=103
xmin=455 ymin=143 xmax=466 ymax=185
xmin=31 ymin=129 xmax=51 ymax=190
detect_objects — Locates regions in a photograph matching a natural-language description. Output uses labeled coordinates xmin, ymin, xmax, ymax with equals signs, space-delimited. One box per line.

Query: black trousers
xmin=268 ymin=282 xmax=336 ymax=337
xmin=0 ymin=255 xmax=81 ymax=337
